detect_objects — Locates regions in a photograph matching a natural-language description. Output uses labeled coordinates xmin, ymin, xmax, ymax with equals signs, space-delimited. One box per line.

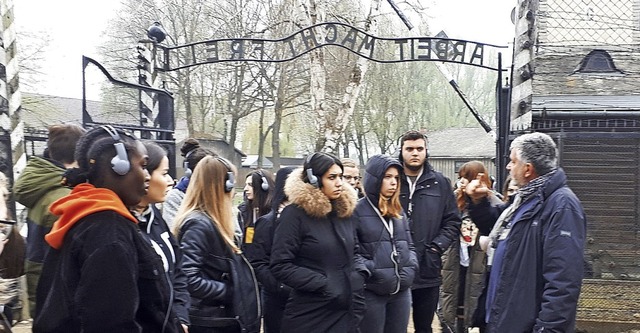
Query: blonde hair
xmin=173 ymin=156 xmax=239 ymax=253
xmin=340 ymin=158 xmax=358 ymax=169
xmin=378 ymin=167 xmax=402 ymax=218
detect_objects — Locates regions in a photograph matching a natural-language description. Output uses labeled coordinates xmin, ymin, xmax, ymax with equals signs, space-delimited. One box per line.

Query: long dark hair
xmin=303 ymin=152 xmax=343 ymax=187
xmin=143 ymin=141 xmax=167 ymax=173
xmin=248 ymin=169 xmax=274 ymax=219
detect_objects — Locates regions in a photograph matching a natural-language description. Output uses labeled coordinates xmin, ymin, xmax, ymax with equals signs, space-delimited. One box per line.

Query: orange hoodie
xmin=45 ymin=183 xmax=138 ymax=250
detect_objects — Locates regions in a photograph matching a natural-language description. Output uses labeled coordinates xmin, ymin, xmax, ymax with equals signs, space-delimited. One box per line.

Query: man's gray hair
xmin=510 ymin=132 xmax=558 ymax=175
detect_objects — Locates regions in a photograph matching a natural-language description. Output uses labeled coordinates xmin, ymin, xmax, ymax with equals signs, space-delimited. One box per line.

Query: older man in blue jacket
xmin=465 ymin=132 xmax=587 ymax=333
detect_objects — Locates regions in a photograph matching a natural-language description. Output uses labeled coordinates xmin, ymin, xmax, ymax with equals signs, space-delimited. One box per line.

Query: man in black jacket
xmin=398 ymin=130 xmax=461 ymax=333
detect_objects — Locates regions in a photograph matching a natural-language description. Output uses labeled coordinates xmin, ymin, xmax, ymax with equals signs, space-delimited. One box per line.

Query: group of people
xmin=11 ymin=124 xmax=587 ymax=333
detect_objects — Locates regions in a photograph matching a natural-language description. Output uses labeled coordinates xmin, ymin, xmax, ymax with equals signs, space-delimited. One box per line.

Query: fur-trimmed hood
xmin=284 ymin=168 xmax=357 ymax=219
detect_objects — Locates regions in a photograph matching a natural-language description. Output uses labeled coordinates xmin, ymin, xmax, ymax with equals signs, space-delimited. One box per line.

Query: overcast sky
xmin=14 ymin=0 xmax=515 ymax=99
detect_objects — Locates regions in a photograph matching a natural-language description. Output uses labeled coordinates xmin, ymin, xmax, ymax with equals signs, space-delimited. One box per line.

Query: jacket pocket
xmin=419 ymin=248 xmax=442 ymax=279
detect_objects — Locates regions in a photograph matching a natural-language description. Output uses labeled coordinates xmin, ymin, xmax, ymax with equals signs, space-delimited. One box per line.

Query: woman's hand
xmin=465 ymin=173 xmax=491 ymax=203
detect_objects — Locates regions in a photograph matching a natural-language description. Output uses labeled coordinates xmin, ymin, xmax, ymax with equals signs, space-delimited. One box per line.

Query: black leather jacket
xmin=177 ymin=211 xmax=261 ymax=332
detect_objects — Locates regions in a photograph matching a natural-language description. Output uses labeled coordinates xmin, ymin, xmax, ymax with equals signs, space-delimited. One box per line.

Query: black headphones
xmin=256 ymin=170 xmax=269 ymax=191
xmin=183 ymin=149 xmax=195 ymax=178
xmin=101 ymin=125 xmax=130 ymax=176
xmin=305 ymin=153 xmax=319 ymax=188
xmin=397 ymin=131 xmax=430 ymax=162
xmin=215 ymin=156 xmax=235 ymax=193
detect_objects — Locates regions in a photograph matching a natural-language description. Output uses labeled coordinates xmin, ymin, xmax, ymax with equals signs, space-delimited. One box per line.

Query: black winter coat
xmin=177 ymin=211 xmax=261 ymax=332
xmin=270 ymin=169 xmax=361 ymax=333
xmin=354 ymin=155 xmax=417 ymax=296
xmin=34 ymin=211 xmax=182 ymax=333
xmin=399 ymin=163 xmax=461 ymax=288
xmin=244 ymin=210 xmax=291 ymax=298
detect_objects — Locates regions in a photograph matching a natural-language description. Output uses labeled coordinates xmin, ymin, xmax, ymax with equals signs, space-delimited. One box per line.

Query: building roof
xmin=242 ymin=155 xmax=273 ymax=168
xmin=533 ymin=95 xmax=640 ymax=111
xmin=427 ymin=127 xmax=496 ymax=158
xmin=21 ymin=93 xmax=84 ymax=130
xmin=21 ymin=92 xmax=141 ymax=131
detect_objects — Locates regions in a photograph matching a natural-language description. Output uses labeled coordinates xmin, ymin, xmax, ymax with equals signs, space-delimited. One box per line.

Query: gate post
xmin=510 ymin=0 xmax=537 ymax=123
xmin=0 ymin=0 xmax=23 ymax=218
xmin=137 ymin=40 xmax=158 ymax=139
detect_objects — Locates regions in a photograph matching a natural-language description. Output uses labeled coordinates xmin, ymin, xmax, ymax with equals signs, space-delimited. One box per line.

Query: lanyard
xmin=406 ymin=167 xmax=423 ymax=201
xmin=405 ymin=167 xmax=423 ymax=216
xmin=365 ymin=196 xmax=394 ymax=238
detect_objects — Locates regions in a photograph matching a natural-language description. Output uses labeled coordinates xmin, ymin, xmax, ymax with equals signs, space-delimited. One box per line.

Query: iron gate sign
xmin=156 ymin=22 xmax=506 ymax=72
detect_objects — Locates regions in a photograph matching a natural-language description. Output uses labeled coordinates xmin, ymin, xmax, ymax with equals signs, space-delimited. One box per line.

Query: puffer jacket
xmin=177 ymin=211 xmax=261 ymax=332
xmin=399 ymin=162 xmax=461 ymax=288
xmin=353 ymin=155 xmax=417 ymax=296
xmin=270 ymin=168 xmax=361 ymax=333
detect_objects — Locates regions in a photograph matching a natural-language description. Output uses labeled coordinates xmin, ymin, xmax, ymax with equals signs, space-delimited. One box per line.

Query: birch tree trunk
xmin=296 ymin=0 xmax=328 ymax=151
xmin=322 ymin=0 xmax=381 ymax=155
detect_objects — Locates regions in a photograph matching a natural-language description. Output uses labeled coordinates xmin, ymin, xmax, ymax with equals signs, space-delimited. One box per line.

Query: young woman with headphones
xmin=352 ymin=154 xmax=418 ymax=333
xmin=239 ymin=169 xmax=274 ymax=247
xmin=34 ymin=126 xmax=184 ymax=333
xmin=131 ymin=141 xmax=191 ymax=333
xmin=173 ymin=156 xmax=260 ymax=333
xmin=244 ymin=166 xmax=296 ymax=333
xmin=270 ymin=152 xmax=361 ymax=333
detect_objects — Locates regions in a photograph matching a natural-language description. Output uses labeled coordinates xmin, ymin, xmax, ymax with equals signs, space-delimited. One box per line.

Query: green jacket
xmin=14 ymin=156 xmax=69 ymax=264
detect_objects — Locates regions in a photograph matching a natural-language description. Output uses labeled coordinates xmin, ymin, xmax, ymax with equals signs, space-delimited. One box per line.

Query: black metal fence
xmin=535 ymin=119 xmax=640 ymax=331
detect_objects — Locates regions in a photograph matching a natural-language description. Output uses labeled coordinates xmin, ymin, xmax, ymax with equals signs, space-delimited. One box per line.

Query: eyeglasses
xmin=343 ymin=175 xmax=361 ymax=181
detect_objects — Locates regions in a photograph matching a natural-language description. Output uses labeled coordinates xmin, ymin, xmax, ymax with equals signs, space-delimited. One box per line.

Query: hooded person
xmin=270 ymin=152 xmax=361 ymax=333
xmin=353 ymin=154 xmax=418 ymax=333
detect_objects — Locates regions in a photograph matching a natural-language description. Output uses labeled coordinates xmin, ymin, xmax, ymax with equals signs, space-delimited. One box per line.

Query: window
xmin=454 ymin=161 xmax=467 ymax=174
xmin=576 ymin=50 xmax=621 ymax=73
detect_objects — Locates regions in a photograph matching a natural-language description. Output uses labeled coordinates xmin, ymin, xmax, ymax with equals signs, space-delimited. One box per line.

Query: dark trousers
xmin=359 ymin=289 xmax=411 ymax=333
xmin=411 ymin=286 xmax=439 ymax=333
xmin=262 ymin=290 xmax=288 ymax=333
